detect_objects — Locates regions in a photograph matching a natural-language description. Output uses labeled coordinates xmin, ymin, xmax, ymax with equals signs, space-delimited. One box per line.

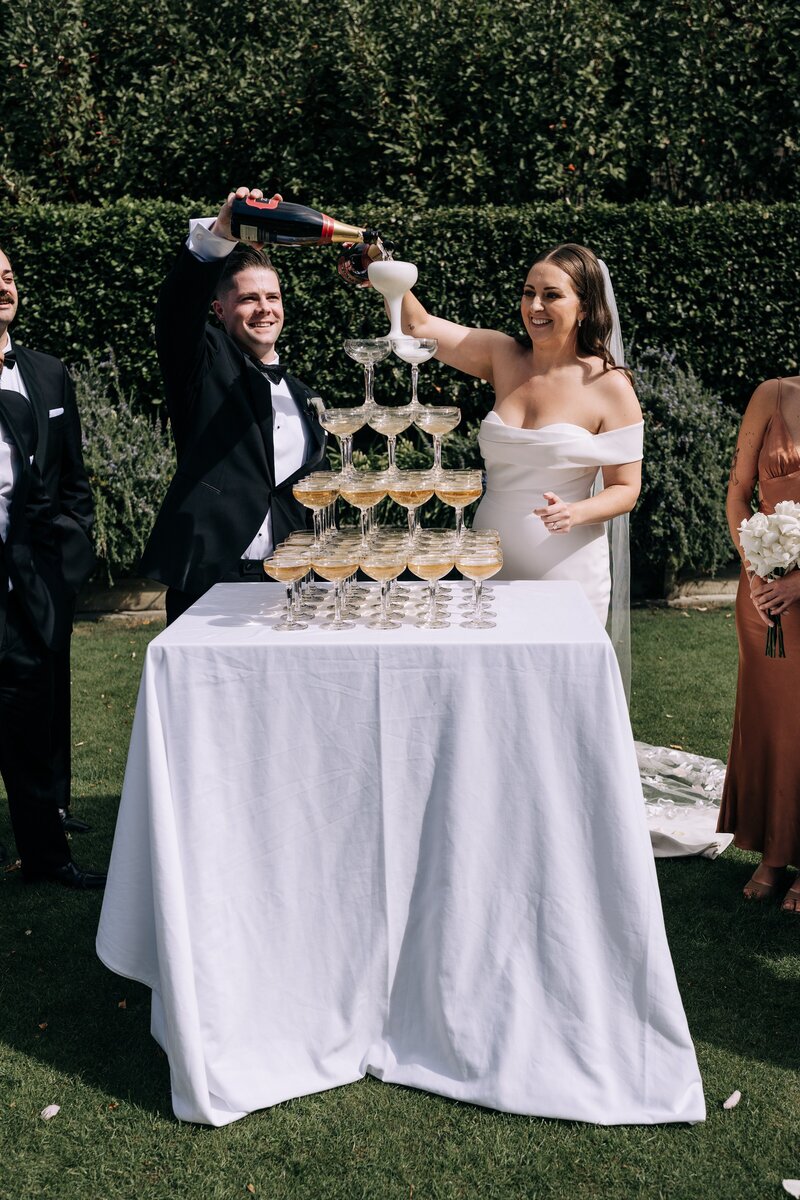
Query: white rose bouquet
xmin=738 ymin=500 xmax=800 ymax=657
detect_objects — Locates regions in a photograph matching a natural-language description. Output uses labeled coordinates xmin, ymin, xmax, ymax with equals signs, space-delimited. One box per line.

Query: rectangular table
xmin=96 ymin=581 xmax=705 ymax=1126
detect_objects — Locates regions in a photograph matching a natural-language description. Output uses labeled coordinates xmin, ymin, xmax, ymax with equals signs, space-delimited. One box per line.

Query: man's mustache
xmin=0 ymin=293 xmax=15 ymax=304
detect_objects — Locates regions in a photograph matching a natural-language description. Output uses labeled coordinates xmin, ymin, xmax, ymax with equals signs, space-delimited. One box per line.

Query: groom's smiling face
xmin=521 ymin=264 xmax=584 ymax=346
xmin=213 ymin=266 xmax=284 ymax=362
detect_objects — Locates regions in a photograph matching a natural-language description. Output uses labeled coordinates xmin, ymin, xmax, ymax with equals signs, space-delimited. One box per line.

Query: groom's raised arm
xmin=154 ymin=186 xmax=269 ymax=440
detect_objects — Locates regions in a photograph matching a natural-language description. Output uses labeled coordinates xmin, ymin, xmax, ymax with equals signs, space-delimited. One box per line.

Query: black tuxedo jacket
xmin=139 ymin=245 xmax=327 ymax=597
xmin=13 ymin=345 xmax=96 ymax=592
xmin=0 ymin=389 xmax=70 ymax=651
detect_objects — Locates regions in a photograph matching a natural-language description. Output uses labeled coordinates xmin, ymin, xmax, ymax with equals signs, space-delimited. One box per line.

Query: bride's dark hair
xmin=518 ymin=242 xmax=622 ymax=375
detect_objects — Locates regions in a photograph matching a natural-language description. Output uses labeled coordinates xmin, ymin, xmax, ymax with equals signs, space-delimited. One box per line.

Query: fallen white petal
xmin=783 ymin=1182 xmax=800 ymax=1199
xmin=39 ymin=1104 xmax=60 ymax=1120
xmin=723 ymin=1090 xmax=741 ymax=1109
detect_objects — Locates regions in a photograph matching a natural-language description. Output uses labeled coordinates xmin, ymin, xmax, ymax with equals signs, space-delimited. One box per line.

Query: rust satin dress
xmin=718 ymin=384 xmax=800 ymax=867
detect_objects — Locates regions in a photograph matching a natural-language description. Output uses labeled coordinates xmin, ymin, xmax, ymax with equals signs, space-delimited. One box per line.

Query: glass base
xmin=416 ymin=617 xmax=450 ymax=629
xmin=461 ymin=617 xmax=495 ymax=629
xmin=320 ymin=617 xmax=356 ymax=630
xmin=368 ymin=616 xmax=402 ymax=630
xmin=274 ymin=618 xmax=308 ymax=631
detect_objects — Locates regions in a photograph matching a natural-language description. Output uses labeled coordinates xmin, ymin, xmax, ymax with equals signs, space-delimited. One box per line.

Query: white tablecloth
xmin=96 ymin=581 xmax=705 ymax=1127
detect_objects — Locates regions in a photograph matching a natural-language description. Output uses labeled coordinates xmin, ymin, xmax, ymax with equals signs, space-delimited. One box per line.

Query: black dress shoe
xmin=38 ymin=861 xmax=107 ymax=889
xmin=59 ymin=808 xmax=92 ymax=833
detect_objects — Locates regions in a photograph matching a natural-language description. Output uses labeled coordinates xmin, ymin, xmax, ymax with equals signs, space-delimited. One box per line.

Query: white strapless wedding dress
xmin=473 ymin=412 xmax=644 ymax=625
xmin=474 ymin=411 xmax=732 ymax=858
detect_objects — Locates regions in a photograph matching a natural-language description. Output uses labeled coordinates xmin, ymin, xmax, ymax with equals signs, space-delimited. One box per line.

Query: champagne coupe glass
xmin=370 ymin=528 xmax=412 ymax=606
xmin=413 ymin=406 xmax=461 ymax=475
xmin=367 ymin=259 xmax=418 ymax=338
xmin=366 ymin=403 xmax=415 ymax=476
xmin=292 ymin=471 xmax=341 ymax=549
xmin=312 ymin=549 xmax=360 ymax=630
xmin=416 ymin=528 xmax=458 ymax=604
xmin=262 ymin=552 xmax=311 ymax=630
xmin=343 ymin=338 xmax=391 ymax=409
xmin=455 ymin=530 xmax=501 ymax=608
xmin=387 ymin=470 xmax=436 ymax=544
xmin=337 ymin=471 xmax=389 ymax=551
xmin=360 ymin=549 xmax=407 ymax=630
xmin=269 ymin=545 xmax=318 ymax=617
xmin=407 ymin=551 xmax=456 ymax=629
xmin=456 ymin=546 xmax=504 ymax=629
xmin=389 ymin=337 xmax=438 ymax=415
xmin=318 ymin=407 xmax=369 ymax=478
xmin=433 ymin=469 xmax=484 ymax=539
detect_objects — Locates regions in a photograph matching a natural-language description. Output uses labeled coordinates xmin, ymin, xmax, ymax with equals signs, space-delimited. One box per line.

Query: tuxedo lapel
xmin=0 ymin=389 xmax=35 ymax=472
xmin=11 ymin=346 xmax=48 ymax=466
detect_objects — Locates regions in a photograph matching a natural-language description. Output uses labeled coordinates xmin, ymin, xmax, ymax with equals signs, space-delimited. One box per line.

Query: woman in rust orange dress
xmin=718 ymin=376 xmax=800 ymax=912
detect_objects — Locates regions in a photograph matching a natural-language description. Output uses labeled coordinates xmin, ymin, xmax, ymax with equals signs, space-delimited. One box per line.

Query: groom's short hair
xmin=216 ymin=246 xmax=280 ymax=298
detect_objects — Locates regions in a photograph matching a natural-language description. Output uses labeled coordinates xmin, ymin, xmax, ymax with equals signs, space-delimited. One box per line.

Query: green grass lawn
xmin=1 ymin=609 xmax=798 ymax=1200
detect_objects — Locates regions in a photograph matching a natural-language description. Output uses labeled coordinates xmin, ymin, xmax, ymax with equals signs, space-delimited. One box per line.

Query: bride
xmin=396 ymin=244 xmax=732 ymax=856
xmin=398 ymin=242 xmax=643 ymax=631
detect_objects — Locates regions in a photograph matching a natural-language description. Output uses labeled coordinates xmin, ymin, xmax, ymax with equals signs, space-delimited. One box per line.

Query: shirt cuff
xmin=187 ymin=218 xmax=238 ymax=262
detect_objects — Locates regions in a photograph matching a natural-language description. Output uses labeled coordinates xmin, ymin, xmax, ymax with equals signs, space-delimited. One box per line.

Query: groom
xmin=140 ymin=186 xmax=327 ymax=622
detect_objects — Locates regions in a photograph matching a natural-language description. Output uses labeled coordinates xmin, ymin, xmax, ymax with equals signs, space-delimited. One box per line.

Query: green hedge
xmin=1 ymin=0 xmax=797 ymax=207
xmin=2 ymin=199 xmax=799 ymax=416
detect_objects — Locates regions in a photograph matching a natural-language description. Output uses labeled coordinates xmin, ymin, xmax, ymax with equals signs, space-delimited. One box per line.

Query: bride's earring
xmin=577 ymin=318 xmax=583 ymax=328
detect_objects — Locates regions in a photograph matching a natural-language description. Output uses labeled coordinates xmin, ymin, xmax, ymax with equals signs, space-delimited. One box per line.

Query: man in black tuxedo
xmin=0 ymin=387 xmax=104 ymax=888
xmin=140 ymin=186 xmax=327 ymax=622
xmin=0 ymin=246 xmax=96 ymax=835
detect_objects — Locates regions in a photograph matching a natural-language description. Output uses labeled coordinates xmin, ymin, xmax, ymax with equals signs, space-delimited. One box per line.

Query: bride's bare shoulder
xmin=589 ymin=361 xmax=642 ymax=430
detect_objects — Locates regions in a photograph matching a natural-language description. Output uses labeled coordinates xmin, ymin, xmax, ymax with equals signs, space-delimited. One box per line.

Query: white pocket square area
xmin=48 ymin=407 xmax=64 ymax=418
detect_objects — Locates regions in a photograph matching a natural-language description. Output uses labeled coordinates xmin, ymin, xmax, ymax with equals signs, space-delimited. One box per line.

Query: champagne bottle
xmin=337 ymin=239 xmax=395 ymax=285
xmin=231 ymin=195 xmax=380 ymax=248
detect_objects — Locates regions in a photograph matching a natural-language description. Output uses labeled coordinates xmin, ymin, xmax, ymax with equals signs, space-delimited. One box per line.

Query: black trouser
xmin=0 ymin=594 xmax=71 ymax=877
xmin=50 ymin=627 xmax=73 ymax=811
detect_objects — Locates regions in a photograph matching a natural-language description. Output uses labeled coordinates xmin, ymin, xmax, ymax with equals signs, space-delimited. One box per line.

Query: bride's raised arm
xmin=400 ymin=289 xmax=514 ymax=387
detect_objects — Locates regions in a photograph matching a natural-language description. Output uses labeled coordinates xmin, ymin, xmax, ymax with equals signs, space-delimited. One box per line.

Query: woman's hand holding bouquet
xmin=739 ymin=501 xmax=800 ymax=656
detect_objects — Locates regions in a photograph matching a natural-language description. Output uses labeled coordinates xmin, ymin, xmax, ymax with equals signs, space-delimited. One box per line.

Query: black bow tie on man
xmin=251 ymin=359 xmax=287 ymax=385
xmin=0 ymin=350 xmax=16 ymax=369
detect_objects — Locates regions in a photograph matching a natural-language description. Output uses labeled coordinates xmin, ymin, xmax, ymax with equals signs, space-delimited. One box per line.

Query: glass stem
xmin=433 ymin=435 xmax=442 ymax=473
xmin=312 ymin=508 xmax=323 ymax=549
xmin=407 ymin=507 xmax=417 ymax=541
xmin=387 ymin=435 xmax=397 ymax=472
xmin=359 ymin=508 xmax=369 ymax=550
xmin=411 ymin=364 xmax=419 ymax=406
xmin=333 ymin=581 xmax=344 ymax=625
xmin=427 ymin=581 xmax=437 ymax=625
xmin=285 ymin=584 xmax=294 ymax=624
xmin=380 ymin=579 xmax=390 ymax=625
xmin=364 ymin=362 xmax=375 ymax=406
xmin=455 ymin=506 xmax=465 ymax=539
xmin=474 ymin=579 xmax=484 ymax=621
xmin=341 ymin=435 xmax=354 ymax=474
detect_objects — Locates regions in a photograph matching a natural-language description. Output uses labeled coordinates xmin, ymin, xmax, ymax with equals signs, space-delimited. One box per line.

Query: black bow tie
xmin=252 ymin=359 xmax=287 ymax=385
xmin=0 ymin=351 xmax=16 ymax=369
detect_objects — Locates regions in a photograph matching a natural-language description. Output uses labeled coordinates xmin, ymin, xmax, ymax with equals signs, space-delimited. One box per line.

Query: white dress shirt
xmin=187 ymin=219 xmax=311 ymax=560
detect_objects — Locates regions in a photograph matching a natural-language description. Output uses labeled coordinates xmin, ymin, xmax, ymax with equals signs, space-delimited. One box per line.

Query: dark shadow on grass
xmin=0 ymin=793 xmax=172 ymax=1119
xmin=656 ymin=851 xmax=800 ymax=1070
